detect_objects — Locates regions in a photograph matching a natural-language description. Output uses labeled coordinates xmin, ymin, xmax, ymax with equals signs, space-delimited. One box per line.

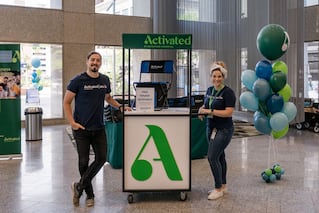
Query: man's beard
xmin=91 ymin=67 xmax=98 ymax=72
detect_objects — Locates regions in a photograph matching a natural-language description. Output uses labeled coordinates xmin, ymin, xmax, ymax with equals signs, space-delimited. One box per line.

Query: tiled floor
xmin=1 ymin=123 xmax=319 ymax=213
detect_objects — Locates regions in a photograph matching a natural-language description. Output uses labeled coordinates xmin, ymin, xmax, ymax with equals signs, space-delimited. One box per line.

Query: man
xmin=63 ymin=51 xmax=130 ymax=207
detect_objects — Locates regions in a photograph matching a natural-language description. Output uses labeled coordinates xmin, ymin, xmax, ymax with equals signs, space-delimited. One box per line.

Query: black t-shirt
xmin=67 ymin=72 xmax=111 ymax=130
xmin=204 ymin=86 xmax=236 ymax=129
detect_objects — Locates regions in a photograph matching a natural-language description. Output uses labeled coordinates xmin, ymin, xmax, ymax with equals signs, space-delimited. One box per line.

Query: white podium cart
xmin=122 ymin=34 xmax=192 ymax=203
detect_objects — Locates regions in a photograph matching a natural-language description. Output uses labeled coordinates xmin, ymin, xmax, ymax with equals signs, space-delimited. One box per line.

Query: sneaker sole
xmin=86 ymin=199 xmax=94 ymax=207
xmin=71 ymin=182 xmax=80 ymax=206
xmin=208 ymin=188 xmax=227 ymax=195
xmin=208 ymin=191 xmax=224 ymax=200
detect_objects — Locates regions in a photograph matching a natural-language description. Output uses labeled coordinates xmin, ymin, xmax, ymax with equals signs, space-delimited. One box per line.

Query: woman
xmin=198 ymin=61 xmax=236 ymax=200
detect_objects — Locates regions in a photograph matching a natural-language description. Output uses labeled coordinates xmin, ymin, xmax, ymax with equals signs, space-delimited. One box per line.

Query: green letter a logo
xmin=131 ymin=125 xmax=183 ymax=181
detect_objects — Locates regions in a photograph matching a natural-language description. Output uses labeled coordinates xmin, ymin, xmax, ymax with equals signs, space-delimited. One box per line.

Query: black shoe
xmin=71 ymin=182 xmax=82 ymax=206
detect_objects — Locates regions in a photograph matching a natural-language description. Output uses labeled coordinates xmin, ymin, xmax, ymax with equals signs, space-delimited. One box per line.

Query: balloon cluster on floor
xmin=240 ymin=24 xmax=297 ymax=139
xmin=261 ymin=164 xmax=285 ymax=183
xmin=31 ymin=57 xmax=43 ymax=91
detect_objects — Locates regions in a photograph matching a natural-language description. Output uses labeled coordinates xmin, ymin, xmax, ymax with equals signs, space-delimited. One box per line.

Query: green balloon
xmin=269 ymin=71 xmax=287 ymax=92
xmin=272 ymin=124 xmax=289 ymax=139
xmin=272 ymin=61 xmax=288 ymax=75
xmin=278 ymin=84 xmax=292 ymax=102
xmin=257 ymin=24 xmax=289 ymax=61
xmin=274 ymin=165 xmax=282 ymax=173
xmin=265 ymin=169 xmax=272 ymax=176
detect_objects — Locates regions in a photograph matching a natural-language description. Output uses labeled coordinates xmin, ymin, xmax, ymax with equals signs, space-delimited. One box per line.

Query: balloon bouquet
xmin=239 ymin=24 xmax=297 ymax=183
xmin=31 ymin=57 xmax=44 ymax=91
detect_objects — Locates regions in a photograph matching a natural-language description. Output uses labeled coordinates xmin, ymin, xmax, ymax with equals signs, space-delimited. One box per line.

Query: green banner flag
xmin=122 ymin=34 xmax=192 ymax=49
xmin=0 ymin=44 xmax=21 ymax=156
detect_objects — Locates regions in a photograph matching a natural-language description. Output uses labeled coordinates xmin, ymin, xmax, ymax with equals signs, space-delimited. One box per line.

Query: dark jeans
xmin=72 ymin=128 xmax=107 ymax=197
xmin=207 ymin=127 xmax=234 ymax=189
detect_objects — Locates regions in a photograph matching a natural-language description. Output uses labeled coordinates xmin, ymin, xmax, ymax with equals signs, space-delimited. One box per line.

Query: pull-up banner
xmin=122 ymin=34 xmax=192 ymax=49
xmin=0 ymin=44 xmax=21 ymax=157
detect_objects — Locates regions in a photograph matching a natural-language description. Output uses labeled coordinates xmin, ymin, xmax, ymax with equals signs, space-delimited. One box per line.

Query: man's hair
xmin=86 ymin=51 xmax=102 ymax=60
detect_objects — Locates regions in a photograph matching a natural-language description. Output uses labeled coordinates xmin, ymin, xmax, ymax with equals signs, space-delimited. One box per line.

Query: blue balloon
xmin=253 ymin=111 xmax=272 ymax=135
xmin=241 ymin=69 xmax=257 ymax=91
xmin=255 ymin=60 xmax=273 ymax=81
xmin=239 ymin=91 xmax=259 ymax=111
xmin=252 ymin=78 xmax=272 ymax=101
xmin=262 ymin=173 xmax=269 ymax=181
xmin=32 ymin=72 xmax=37 ymax=78
xmin=281 ymin=102 xmax=297 ymax=122
xmin=275 ymin=173 xmax=281 ymax=180
xmin=266 ymin=94 xmax=284 ymax=114
xmin=269 ymin=112 xmax=288 ymax=131
xmin=31 ymin=57 xmax=41 ymax=68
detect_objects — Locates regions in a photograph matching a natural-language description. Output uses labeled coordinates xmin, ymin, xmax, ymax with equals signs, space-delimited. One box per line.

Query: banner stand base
xmin=0 ymin=154 xmax=23 ymax=161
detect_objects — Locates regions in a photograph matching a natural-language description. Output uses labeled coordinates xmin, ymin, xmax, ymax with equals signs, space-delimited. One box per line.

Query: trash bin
xmin=25 ymin=107 xmax=43 ymax=141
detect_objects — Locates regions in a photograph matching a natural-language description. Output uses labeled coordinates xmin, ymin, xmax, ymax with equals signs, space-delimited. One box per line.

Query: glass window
xmin=95 ymin=0 xmax=150 ymax=17
xmin=177 ymin=0 xmax=219 ymax=23
xmin=304 ymin=0 xmax=319 ymax=7
xmin=305 ymin=41 xmax=319 ymax=102
xmin=0 ymin=0 xmax=62 ymax=9
xmin=177 ymin=0 xmax=199 ymax=21
xmin=177 ymin=49 xmax=215 ymax=96
xmin=241 ymin=0 xmax=248 ymax=18
xmin=20 ymin=43 xmax=63 ymax=119
xmin=95 ymin=46 xmax=151 ymax=97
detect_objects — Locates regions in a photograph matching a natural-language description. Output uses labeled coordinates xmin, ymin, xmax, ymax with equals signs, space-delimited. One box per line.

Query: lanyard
xmin=209 ymin=87 xmax=223 ymax=109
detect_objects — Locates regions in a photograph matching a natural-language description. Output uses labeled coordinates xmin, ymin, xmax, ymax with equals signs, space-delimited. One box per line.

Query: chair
xmin=133 ymin=60 xmax=175 ymax=109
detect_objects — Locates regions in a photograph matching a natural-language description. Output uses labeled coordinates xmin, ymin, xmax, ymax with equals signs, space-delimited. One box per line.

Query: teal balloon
xmin=35 ymin=76 xmax=41 ymax=83
xmin=269 ymin=174 xmax=276 ymax=182
xmin=241 ymin=69 xmax=257 ymax=91
xmin=255 ymin=60 xmax=273 ymax=81
xmin=32 ymin=72 xmax=37 ymax=78
xmin=240 ymin=91 xmax=259 ymax=112
xmin=257 ymin=24 xmax=290 ymax=60
xmin=253 ymin=111 xmax=272 ymax=135
xmin=270 ymin=112 xmax=288 ymax=132
xmin=280 ymin=168 xmax=285 ymax=175
xmin=266 ymin=94 xmax=284 ymax=114
xmin=252 ymin=78 xmax=272 ymax=101
xmin=31 ymin=57 xmax=41 ymax=68
xmin=269 ymin=71 xmax=287 ymax=92
xmin=281 ymin=102 xmax=297 ymax=122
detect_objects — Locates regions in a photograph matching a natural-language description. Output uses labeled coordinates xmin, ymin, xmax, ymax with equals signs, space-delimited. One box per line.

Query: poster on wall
xmin=0 ymin=44 xmax=21 ymax=157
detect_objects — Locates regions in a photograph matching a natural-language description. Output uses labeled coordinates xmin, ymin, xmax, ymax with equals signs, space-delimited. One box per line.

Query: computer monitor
xmin=134 ymin=82 xmax=168 ymax=109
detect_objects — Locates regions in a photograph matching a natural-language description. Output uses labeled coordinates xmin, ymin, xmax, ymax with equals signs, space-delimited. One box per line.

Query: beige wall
xmin=0 ymin=2 xmax=152 ymax=125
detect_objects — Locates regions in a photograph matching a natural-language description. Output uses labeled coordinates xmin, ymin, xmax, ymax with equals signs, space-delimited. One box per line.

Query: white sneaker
xmin=208 ymin=190 xmax=223 ymax=200
xmin=208 ymin=187 xmax=227 ymax=195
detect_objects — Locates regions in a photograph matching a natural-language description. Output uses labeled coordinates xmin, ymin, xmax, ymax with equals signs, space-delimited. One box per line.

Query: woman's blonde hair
xmin=210 ymin=61 xmax=228 ymax=79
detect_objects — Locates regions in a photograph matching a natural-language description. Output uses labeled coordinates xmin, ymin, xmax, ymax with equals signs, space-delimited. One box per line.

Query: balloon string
xmin=268 ymin=135 xmax=279 ymax=167
xmin=271 ymin=136 xmax=276 ymax=162
xmin=273 ymin=136 xmax=278 ymax=163
xmin=268 ymin=135 xmax=271 ymax=168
